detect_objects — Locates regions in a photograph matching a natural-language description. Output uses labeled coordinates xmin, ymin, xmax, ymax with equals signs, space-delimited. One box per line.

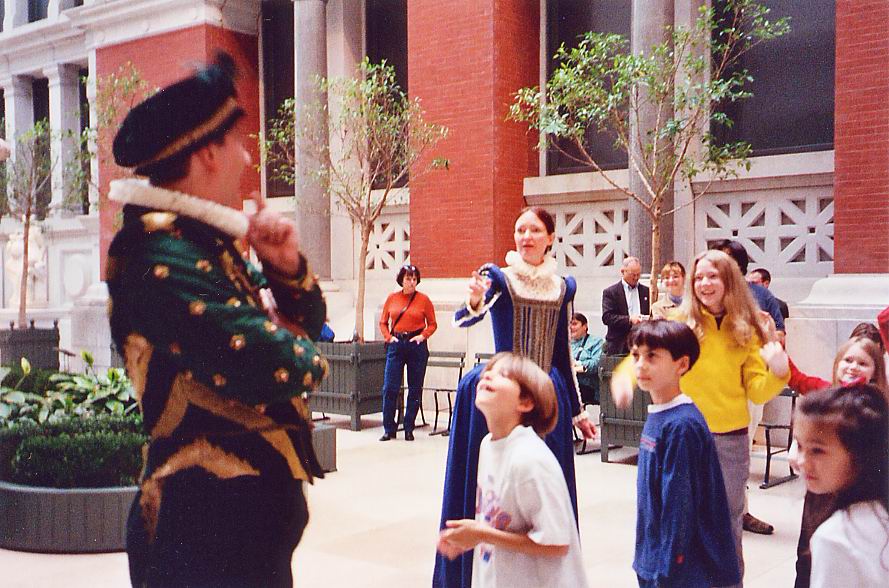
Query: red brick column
xmin=408 ymin=1 xmax=539 ymax=278
xmin=96 ymin=25 xmax=260 ymax=272
xmin=834 ymin=1 xmax=889 ymax=273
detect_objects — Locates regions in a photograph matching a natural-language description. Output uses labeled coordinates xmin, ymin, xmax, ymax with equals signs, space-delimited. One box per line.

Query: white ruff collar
xmin=109 ymin=179 xmax=249 ymax=238
xmin=503 ymin=250 xmax=562 ymax=301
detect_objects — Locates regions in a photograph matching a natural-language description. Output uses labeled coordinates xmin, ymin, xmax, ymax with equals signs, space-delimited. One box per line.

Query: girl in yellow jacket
xmin=614 ymin=249 xmax=789 ymax=588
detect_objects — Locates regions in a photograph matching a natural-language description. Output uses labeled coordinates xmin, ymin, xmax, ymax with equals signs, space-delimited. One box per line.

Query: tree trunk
xmin=18 ymin=193 xmax=33 ymax=329
xmin=649 ymin=219 xmax=661 ymax=302
xmin=353 ymin=225 xmax=372 ymax=342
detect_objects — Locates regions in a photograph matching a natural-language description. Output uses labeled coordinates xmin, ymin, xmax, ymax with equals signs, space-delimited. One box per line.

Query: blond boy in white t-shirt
xmin=437 ymin=352 xmax=589 ymax=588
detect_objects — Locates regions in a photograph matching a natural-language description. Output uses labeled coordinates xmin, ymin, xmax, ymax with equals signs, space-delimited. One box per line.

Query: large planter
xmin=0 ymin=323 xmax=60 ymax=370
xmin=311 ymin=341 xmax=387 ymax=431
xmin=598 ymin=354 xmax=651 ymax=463
xmin=0 ymin=480 xmax=136 ymax=553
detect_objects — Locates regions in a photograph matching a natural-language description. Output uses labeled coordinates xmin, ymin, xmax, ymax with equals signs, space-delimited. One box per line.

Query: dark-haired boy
xmin=629 ymin=320 xmax=740 ymax=588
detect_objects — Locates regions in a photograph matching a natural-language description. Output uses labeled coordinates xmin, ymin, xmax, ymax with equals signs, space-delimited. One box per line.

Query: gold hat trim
xmin=136 ymin=97 xmax=241 ymax=168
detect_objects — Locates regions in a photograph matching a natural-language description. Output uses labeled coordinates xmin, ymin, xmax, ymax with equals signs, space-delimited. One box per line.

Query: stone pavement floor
xmin=1 ymin=413 xmax=804 ymax=587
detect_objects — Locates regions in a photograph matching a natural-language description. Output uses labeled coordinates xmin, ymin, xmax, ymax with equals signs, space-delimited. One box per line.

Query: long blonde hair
xmin=684 ymin=250 xmax=768 ymax=347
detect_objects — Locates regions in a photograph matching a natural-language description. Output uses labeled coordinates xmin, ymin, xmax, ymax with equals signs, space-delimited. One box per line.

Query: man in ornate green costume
xmin=106 ymin=52 xmax=327 ymax=587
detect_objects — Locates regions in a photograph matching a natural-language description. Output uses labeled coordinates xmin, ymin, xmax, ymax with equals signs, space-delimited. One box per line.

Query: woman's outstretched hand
xmin=468 ymin=270 xmax=492 ymax=309
xmin=760 ymin=341 xmax=789 ymax=378
xmin=611 ymin=370 xmax=635 ymax=409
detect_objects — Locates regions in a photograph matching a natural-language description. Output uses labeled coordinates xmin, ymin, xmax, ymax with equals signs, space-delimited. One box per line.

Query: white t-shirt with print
xmin=472 ymin=425 xmax=589 ymax=588
xmin=810 ymin=500 xmax=889 ymax=588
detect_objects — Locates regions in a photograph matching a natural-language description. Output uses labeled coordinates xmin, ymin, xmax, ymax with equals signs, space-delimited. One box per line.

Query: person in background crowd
xmin=714 ymin=240 xmax=785 ymax=536
xmin=378 ymin=264 xmax=437 ymax=442
xmin=650 ymin=261 xmax=686 ymax=320
xmin=713 ymin=240 xmax=784 ymax=336
xmin=318 ymin=322 xmax=335 ymax=342
xmin=748 ymin=268 xmax=789 ymax=321
xmin=569 ymin=312 xmax=605 ymax=406
xmin=788 ymin=322 xmax=885 ymax=396
xmin=602 ymin=256 xmax=650 ymax=355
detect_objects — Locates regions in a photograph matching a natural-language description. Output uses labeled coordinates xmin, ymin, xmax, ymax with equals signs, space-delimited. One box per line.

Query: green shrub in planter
xmin=11 ymin=430 xmax=146 ymax=488
xmin=4 ymin=414 xmax=147 ymax=488
xmin=1 ymin=413 xmax=142 ymax=442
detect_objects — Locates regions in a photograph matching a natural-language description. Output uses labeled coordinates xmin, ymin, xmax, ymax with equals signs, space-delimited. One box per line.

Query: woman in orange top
xmin=379 ymin=264 xmax=437 ymax=441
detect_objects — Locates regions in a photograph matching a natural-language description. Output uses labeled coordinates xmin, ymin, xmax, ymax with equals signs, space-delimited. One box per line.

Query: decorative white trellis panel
xmin=364 ymin=206 xmax=410 ymax=276
xmin=696 ymin=187 xmax=834 ymax=277
xmin=548 ymin=200 xmax=630 ymax=277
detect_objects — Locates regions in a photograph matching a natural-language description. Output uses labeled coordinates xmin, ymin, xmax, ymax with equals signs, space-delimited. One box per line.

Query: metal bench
xmin=758 ymin=387 xmax=799 ymax=489
xmin=598 ymin=354 xmax=650 ymax=463
xmin=394 ymin=350 xmax=467 ymax=435
xmin=424 ymin=351 xmax=467 ymax=436
xmin=474 ymin=352 xmax=495 ymax=367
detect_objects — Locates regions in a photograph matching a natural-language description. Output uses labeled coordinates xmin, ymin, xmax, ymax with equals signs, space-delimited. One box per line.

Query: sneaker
xmin=743 ymin=512 xmax=774 ymax=535
xmin=379 ymin=433 xmax=395 ymax=442
xmin=405 ymin=431 xmax=415 ymax=441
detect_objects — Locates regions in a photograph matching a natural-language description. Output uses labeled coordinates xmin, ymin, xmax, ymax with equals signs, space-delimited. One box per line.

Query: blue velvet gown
xmin=433 ymin=264 xmax=581 ymax=588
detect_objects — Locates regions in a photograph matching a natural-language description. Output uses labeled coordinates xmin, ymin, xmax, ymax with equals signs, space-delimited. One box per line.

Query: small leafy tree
xmin=262 ymin=57 xmax=448 ymax=341
xmin=1 ymin=120 xmax=57 ymax=328
xmin=68 ymin=63 xmax=156 ymax=213
xmin=508 ymin=0 xmax=789 ymax=296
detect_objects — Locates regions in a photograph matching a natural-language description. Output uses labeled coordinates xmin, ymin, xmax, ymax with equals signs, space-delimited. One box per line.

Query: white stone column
xmin=672 ymin=0 xmax=708 ymax=267
xmin=326 ymin=0 xmax=363 ymax=281
xmin=629 ymin=0 xmax=674 ymax=272
xmin=85 ymin=50 xmax=99 ymax=214
xmin=1 ymin=76 xmax=34 ymax=162
xmin=2 ymin=0 xmax=29 ymax=31
xmin=44 ymin=64 xmax=81 ymax=216
xmin=294 ymin=0 xmax=331 ymax=278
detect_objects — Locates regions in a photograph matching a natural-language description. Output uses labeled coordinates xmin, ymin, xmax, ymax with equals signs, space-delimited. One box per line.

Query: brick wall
xmin=833 ymin=0 xmax=889 ymax=273
xmin=96 ymin=25 xmax=260 ymax=273
xmin=408 ymin=1 xmax=539 ymax=278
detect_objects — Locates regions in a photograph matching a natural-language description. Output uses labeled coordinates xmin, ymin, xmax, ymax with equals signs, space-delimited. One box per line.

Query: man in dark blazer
xmin=602 ymin=256 xmax=650 ymax=355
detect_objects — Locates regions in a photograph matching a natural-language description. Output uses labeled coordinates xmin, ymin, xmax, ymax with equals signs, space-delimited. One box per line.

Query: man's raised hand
xmin=246 ymin=192 xmax=301 ymax=276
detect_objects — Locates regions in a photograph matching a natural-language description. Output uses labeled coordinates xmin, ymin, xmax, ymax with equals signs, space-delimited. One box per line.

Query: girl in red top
xmin=378 ymin=264 xmax=437 ymax=441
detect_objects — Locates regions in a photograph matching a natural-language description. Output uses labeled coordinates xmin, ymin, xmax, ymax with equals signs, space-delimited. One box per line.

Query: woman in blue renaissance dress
xmin=432 ymin=206 xmax=596 ymax=588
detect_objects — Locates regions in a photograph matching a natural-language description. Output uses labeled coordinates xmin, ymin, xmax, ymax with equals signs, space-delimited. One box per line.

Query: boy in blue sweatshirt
xmin=628 ymin=320 xmax=741 ymax=588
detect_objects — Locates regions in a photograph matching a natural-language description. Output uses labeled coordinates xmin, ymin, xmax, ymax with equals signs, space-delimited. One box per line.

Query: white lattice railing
xmin=360 ymin=185 xmax=834 ymax=280
xmin=549 ymin=200 xmax=631 ymax=277
xmin=696 ymin=189 xmax=834 ymax=277
xmin=365 ymin=205 xmax=410 ymax=276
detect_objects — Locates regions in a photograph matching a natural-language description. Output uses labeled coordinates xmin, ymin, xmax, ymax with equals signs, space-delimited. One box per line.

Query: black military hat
xmin=113 ymin=52 xmax=246 ymax=172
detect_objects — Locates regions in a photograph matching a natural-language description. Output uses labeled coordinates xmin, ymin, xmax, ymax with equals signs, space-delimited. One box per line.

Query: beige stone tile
xmin=0 ymin=419 xmax=808 ymax=587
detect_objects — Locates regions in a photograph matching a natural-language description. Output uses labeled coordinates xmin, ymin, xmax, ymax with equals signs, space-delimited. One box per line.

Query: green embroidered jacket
xmin=107 ymin=200 xmax=328 ymax=537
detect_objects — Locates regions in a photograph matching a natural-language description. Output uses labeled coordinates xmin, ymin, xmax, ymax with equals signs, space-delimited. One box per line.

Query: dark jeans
xmin=381 ymin=338 xmax=429 ymax=435
xmin=127 ymin=469 xmax=308 ymax=588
